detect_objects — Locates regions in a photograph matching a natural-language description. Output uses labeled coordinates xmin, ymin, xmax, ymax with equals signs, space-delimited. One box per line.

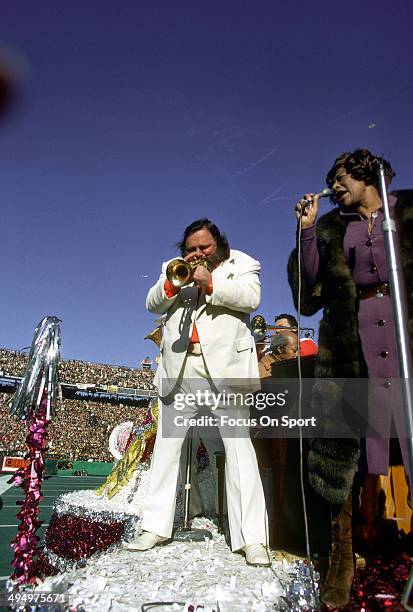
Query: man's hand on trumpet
xmin=192 ymin=264 xmax=212 ymax=291
xmin=184 ymin=253 xmax=212 ymax=291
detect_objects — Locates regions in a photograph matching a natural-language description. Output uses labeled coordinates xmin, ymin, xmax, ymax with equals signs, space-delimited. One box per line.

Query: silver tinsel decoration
xmin=53 ymin=495 xmax=142 ymax=538
xmin=284 ymin=560 xmax=320 ymax=610
xmin=10 ymin=316 xmax=62 ymax=421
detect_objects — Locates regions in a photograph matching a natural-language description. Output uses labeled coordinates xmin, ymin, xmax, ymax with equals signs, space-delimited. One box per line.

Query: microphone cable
xmin=296 ymin=203 xmax=316 ymax=595
xmin=294 ymin=189 xmax=332 ymax=591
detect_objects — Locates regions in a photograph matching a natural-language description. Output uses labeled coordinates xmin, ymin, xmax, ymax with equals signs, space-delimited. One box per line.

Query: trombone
xmin=250 ymin=315 xmax=276 ymax=339
xmin=166 ymin=256 xmax=209 ymax=288
xmin=251 ymin=315 xmax=314 ymax=339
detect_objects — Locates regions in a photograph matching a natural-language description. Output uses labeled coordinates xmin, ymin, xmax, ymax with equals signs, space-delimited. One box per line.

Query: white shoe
xmin=243 ymin=544 xmax=271 ymax=567
xmin=125 ymin=531 xmax=170 ymax=551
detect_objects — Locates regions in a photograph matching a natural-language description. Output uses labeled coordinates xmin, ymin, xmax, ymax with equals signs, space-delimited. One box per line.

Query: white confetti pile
xmin=35 ymin=519 xmax=298 ymax=611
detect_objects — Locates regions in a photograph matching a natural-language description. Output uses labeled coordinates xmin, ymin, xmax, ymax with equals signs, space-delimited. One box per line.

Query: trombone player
xmin=127 ymin=218 xmax=270 ymax=566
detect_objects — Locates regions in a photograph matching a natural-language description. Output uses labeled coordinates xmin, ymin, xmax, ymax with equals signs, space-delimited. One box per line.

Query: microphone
xmin=299 ymin=188 xmax=333 ymax=209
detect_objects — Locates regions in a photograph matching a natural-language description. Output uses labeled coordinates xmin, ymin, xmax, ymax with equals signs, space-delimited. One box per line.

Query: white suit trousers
xmin=141 ymin=354 xmax=268 ymax=551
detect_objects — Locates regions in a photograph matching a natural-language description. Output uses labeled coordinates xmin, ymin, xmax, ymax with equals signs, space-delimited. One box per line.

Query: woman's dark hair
xmin=274 ymin=313 xmax=298 ymax=328
xmin=326 ymin=148 xmax=395 ymax=192
xmin=178 ymin=218 xmax=230 ymax=262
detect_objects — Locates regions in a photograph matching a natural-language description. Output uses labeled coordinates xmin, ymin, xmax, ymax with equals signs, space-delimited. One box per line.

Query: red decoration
xmin=345 ymin=552 xmax=412 ymax=611
xmin=32 ymin=553 xmax=60 ymax=579
xmin=45 ymin=513 xmax=124 ymax=561
xmin=8 ymin=397 xmax=49 ymax=584
xmin=141 ymin=434 xmax=155 ymax=463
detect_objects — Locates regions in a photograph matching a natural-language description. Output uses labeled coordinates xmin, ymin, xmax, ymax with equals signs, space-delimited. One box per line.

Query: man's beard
xmin=206 ymin=246 xmax=229 ymax=271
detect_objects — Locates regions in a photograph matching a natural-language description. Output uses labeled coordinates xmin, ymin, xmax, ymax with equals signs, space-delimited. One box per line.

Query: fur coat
xmin=288 ymin=190 xmax=413 ymax=504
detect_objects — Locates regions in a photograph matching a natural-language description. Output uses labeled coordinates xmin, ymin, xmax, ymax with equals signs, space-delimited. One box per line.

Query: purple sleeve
xmin=300 ymin=225 xmax=319 ymax=287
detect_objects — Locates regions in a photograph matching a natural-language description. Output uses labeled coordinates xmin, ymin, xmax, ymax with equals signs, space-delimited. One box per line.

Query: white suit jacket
xmin=146 ymin=249 xmax=260 ymax=390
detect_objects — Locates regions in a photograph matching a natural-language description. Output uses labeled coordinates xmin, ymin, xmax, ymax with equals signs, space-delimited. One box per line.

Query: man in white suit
xmin=127 ymin=219 xmax=270 ymax=566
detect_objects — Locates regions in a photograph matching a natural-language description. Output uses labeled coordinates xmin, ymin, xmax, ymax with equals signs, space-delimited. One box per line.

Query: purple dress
xmin=300 ymin=195 xmax=407 ymax=475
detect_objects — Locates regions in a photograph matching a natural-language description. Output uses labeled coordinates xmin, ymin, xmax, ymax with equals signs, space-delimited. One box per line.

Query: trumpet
xmin=166 ymin=256 xmax=209 ymax=288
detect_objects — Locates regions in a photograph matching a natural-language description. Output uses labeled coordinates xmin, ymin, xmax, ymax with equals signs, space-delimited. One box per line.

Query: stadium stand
xmin=0 ymin=348 xmax=156 ymax=463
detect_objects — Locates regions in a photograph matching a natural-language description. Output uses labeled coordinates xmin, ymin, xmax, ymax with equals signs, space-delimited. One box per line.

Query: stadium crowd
xmin=0 ymin=348 xmax=155 ymax=462
xmin=0 ymin=348 xmax=155 ymax=389
xmin=0 ymin=393 xmax=148 ymax=462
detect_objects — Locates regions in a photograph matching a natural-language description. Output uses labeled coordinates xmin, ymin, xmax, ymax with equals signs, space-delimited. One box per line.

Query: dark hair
xmin=178 ymin=218 xmax=230 ymax=262
xmin=274 ymin=313 xmax=298 ymax=328
xmin=326 ymin=148 xmax=395 ymax=193
xmin=271 ymin=332 xmax=298 ymax=355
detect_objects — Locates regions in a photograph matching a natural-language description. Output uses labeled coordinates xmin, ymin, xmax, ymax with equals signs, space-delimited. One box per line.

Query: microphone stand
xmin=377 ymin=161 xmax=413 ymax=609
xmin=173 ymin=429 xmax=213 ymax=542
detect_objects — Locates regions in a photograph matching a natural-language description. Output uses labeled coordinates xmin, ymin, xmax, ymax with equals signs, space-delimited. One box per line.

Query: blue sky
xmin=2 ymin=1 xmax=413 ymax=366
